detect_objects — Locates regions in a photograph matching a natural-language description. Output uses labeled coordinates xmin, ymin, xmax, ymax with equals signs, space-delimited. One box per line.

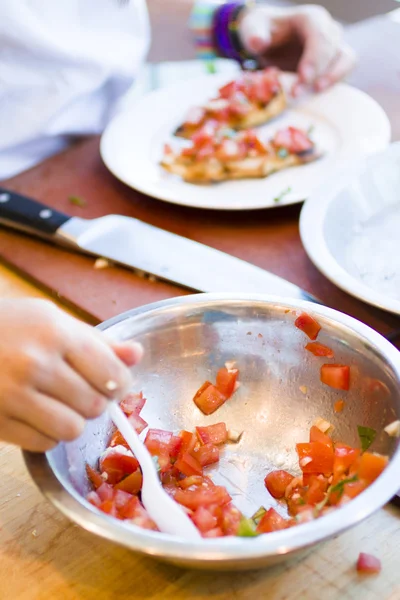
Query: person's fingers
xmin=111 ymin=341 xmax=144 ymax=367
xmin=8 ymin=390 xmax=86 ymax=442
xmin=298 ymin=34 xmax=337 ymax=85
xmin=314 ymin=45 xmax=356 ymax=91
xmin=0 ymin=416 xmax=57 ymax=453
xmin=65 ymin=334 xmax=134 ymax=400
xmin=239 ymin=9 xmax=273 ymax=55
xmin=36 ymin=359 xmax=109 ymax=420
xmin=297 ymin=10 xmax=343 ymax=84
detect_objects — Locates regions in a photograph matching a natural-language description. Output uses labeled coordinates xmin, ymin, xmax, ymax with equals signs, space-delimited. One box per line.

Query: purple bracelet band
xmin=213 ymin=2 xmax=243 ymax=61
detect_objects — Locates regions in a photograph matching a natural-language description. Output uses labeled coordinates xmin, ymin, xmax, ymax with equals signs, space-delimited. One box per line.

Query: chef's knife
xmin=0 ymin=188 xmax=320 ymax=303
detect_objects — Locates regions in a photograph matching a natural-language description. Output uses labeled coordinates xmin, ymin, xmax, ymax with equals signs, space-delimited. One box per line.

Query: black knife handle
xmin=0 ymin=188 xmax=70 ymax=237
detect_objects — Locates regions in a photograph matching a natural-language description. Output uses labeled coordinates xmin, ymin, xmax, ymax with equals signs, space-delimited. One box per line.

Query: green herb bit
xmin=273 ymin=186 xmax=292 ymax=203
xmin=358 ymin=425 xmax=377 ymax=452
xmin=277 ymin=148 xmax=289 ymax=159
xmin=314 ymin=474 xmax=359 ymax=516
xmin=251 ymin=506 xmax=267 ymax=525
xmin=68 ymin=195 xmax=87 ymax=207
xmin=330 ymin=475 xmax=358 ymax=498
xmin=205 ymin=60 xmax=217 ymax=74
xmin=237 ymin=517 xmax=259 ymax=537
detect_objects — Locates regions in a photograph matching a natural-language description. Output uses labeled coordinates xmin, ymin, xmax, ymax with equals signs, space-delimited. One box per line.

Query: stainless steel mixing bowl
xmin=24 ymin=294 xmax=400 ymax=570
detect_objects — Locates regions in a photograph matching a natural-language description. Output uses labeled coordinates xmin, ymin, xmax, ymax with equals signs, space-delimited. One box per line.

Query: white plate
xmin=101 ymin=73 xmax=391 ymax=211
xmin=300 ymin=142 xmax=400 ymax=315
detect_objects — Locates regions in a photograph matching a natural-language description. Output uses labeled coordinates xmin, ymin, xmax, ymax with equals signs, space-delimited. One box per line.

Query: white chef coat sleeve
xmin=0 ymin=0 xmax=151 ymax=179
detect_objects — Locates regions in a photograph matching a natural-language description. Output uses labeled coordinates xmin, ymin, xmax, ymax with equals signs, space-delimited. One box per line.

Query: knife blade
xmin=0 ymin=187 xmax=320 ymax=303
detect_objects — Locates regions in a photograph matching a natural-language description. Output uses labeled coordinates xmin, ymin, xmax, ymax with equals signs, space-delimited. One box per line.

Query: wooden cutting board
xmin=0 ymin=135 xmax=399 ymax=335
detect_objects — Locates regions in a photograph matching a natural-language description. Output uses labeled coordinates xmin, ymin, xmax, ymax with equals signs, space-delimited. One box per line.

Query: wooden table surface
xmin=1 ymin=7 xmax=400 ymax=600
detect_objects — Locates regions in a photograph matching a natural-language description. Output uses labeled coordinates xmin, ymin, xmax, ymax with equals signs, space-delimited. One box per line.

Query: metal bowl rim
xmin=24 ymin=293 xmax=400 ymax=563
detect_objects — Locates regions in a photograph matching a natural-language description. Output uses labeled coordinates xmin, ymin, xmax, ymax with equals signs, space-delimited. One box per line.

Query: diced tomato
xmin=164 ymin=143 xmax=173 ymax=155
xmin=193 ymin=443 xmax=219 ymax=467
xmin=175 ymin=452 xmax=203 ymax=477
xmin=97 ymin=482 xmax=114 ymax=502
xmin=333 ymin=444 xmax=361 ymax=483
xmin=286 ymin=495 xmax=307 ymax=517
xmin=120 ymin=392 xmax=145 ymax=416
xmin=342 ymin=480 xmax=367 ymax=500
xmin=356 ymin=552 xmax=382 ymax=574
xmin=220 ymin=503 xmax=242 ymax=535
xmin=215 ymin=138 xmax=243 ymax=161
xmin=273 ymin=127 xmax=313 ymax=154
xmin=144 ymin=429 xmax=172 ymax=455
xmin=357 ymin=452 xmax=388 ymax=484
xmin=264 ymin=470 xmax=295 ymax=499
xmin=184 ymin=106 xmax=206 ymax=126
xmin=334 ymin=399 xmax=345 ymax=413
xmin=114 ymin=470 xmax=143 ymax=494
xmin=99 ymin=499 xmax=117 ymax=517
xmin=178 ymin=475 xmax=212 ymax=490
xmin=168 ymin=435 xmax=183 ymax=459
xmin=99 ymin=447 xmax=139 ymax=485
xmin=295 ymin=312 xmax=321 ymax=340
xmin=218 ymin=81 xmax=237 ymax=99
xmin=305 ymin=342 xmax=334 ymax=358
xmin=86 ymin=491 xmax=101 ymax=507
xmin=118 ymin=494 xmax=141 ymax=519
xmin=86 ymin=464 xmax=104 ymax=490
xmin=203 ymin=527 xmax=224 ymax=538
xmin=257 ymin=508 xmax=289 ymax=533
xmin=192 ymin=121 xmax=219 ymax=146
xmin=296 ymin=442 xmax=334 ymax=474
xmin=245 ymin=130 xmax=268 ymax=155
xmin=309 ymin=426 xmax=333 ymax=450
xmin=181 ymin=146 xmax=196 ymax=159
xmin=196 ymin=142 xmax=215 ymax=161
xmin=304 ymin=477 xmax=327 ymax=505
xmin=196 ymin=423 xmax=228 ymax=446
xmin=119 ymin=495 xmax=157 ymax=530
xmin=193 ymin=382 xmax=227 ymax=415
xmin=113 ymin=489 xmax=133 ymax=511
xmin=108 ymin=429 xmax=130 ymax=450
xmin=216 ymin=367 xmax=239 ymax=398
xmin=191 ymin=506 xmax=218 ymax=533
xmin=127 ymin=412 xmax=148 ymax=434
xmin=228 ymin=92 xmax=251 ymax=117
xmin=174 ymin=486 xmax=231 ymax=510
xmin=180 ymin=430 xmax=198 ymax=455
xmin=320 ymin=364 xmax=350 ymax=391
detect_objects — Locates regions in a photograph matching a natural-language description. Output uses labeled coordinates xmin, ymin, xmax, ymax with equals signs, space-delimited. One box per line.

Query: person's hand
xmin=0 ymin=299 xmax=142 ymax=452
xmin=239 ymin=4 xmax=356 ymax=94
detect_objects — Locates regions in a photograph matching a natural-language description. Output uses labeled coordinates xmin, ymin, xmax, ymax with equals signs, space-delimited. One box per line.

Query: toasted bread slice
xmin=161 ymin=126 xmax=320 ymax=185
xmin=175 ymin=68 xmax=286 ymax=139
xmin=161 ymin=148 xmax=319 ymax=184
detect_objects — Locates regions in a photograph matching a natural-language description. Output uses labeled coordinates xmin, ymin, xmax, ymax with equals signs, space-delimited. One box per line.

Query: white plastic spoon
xmin=107 ymin=401 xmax=201 ymax=540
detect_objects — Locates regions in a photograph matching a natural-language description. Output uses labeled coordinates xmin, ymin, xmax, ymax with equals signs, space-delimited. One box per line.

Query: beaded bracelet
xmin=213 ymin=2 xmax=248 ymax=61
xmin=190 ymin=1 xmax=255 ymax=64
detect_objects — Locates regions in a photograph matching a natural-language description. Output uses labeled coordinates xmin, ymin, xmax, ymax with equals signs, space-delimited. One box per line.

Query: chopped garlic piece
xmin=32 ymin=530 xmax=38 ymax=538
xmin=94 ymin=257 xmax=110 ymax=269
xmin=227 ymin=429 xmax=243 ymax=443
xmin=299 ymin=385 xmax=307 ymax=394
xmin=384 ymin=420 xmax=400 ymax=437
xmin=225 ymin=360 xmax=236 ymax=371
xmin=314 ymin=417 xmax=332 ymax=433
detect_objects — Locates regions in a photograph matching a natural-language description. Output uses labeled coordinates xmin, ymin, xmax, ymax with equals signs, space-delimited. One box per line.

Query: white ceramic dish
xmin=101 ymin=73 xmax=391 ymax=211
xmin=300 ymin=142 xmax=400 ymax=315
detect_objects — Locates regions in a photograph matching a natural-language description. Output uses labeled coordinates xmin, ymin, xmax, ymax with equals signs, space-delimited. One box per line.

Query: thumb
xmin=239 ymin=9 xmax=273 ymax=55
